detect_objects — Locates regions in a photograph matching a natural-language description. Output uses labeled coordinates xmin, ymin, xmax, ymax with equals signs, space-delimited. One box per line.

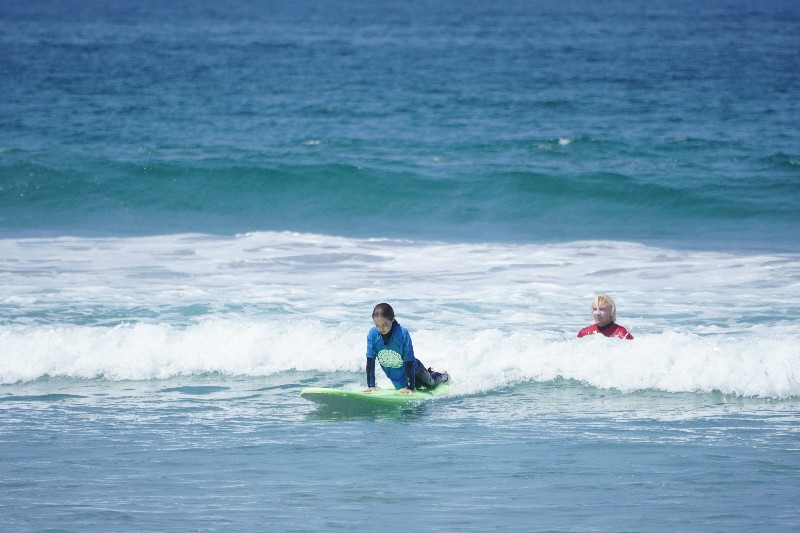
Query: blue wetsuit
xmin=366 ymin=320 xmax=419 ymax=390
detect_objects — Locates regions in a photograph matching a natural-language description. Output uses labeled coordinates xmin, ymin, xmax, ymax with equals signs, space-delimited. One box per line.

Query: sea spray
xmin=3 ymin=320 xmax=798 ymax=399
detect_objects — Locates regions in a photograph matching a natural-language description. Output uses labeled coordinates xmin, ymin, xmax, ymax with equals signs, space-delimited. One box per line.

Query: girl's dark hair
xmin=372 ymin=302 xmax=395 ymax=320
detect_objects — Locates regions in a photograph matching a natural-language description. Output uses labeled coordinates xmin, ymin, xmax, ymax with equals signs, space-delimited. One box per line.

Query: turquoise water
xmin=1 ymin=0 xmax=799 ymax=531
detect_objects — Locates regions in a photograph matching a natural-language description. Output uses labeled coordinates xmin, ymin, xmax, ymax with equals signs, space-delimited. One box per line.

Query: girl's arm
xmin=400 ymin=329 xmax=416 ymax=393
xmin=366 ymin=357 xmax=376 ymax=389
xmin=402 ymin=360 xmax=415 ymax=392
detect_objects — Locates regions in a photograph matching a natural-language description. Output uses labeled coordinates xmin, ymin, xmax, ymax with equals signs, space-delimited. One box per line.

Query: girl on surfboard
xmin=365 ymin=303 xmax=450 ymax=394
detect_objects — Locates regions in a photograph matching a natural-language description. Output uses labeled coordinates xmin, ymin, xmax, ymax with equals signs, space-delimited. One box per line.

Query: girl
xmin=364 ymin=303 xmax=450 ymax=394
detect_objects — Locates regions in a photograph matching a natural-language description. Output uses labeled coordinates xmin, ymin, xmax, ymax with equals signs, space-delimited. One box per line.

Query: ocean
xmin=1 ymin=0 xmax=799 ymax=530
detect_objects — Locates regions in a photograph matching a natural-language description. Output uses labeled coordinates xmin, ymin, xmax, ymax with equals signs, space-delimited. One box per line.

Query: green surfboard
xmin=300 ymin=385 xmax=450 ymax=408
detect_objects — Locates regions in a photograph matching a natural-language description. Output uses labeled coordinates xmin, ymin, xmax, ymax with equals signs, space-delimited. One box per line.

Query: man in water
xmin=577 ymin=294 xmax=633 ymax=339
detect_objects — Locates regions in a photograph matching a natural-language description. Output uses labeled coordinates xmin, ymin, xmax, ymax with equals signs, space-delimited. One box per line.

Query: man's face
xmin=592 ymin=301 xmax=613 ymax=327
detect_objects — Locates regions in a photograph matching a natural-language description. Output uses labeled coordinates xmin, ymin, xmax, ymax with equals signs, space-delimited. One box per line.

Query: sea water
xmin=1 ymin=0 xmax=799 ymax=531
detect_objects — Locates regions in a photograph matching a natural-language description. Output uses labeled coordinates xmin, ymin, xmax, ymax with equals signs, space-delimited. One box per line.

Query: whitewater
xmin=1 ymin=232 xmax=798 ymax=398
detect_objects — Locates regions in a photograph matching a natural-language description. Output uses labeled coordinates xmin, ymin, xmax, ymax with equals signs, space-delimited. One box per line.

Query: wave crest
xmin=2 ymin=321 xmax=798 ymax=399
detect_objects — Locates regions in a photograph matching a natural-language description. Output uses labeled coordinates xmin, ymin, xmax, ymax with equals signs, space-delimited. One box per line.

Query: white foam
xmin=0 ymin=231 xmax=798 ymax=396
xmin=0 ymin=320 xmax=798 ymax=398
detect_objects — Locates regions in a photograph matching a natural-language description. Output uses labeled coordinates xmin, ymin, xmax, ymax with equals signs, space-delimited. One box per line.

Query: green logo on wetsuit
xmin=377 ymin=349 xmax=403 ymax=368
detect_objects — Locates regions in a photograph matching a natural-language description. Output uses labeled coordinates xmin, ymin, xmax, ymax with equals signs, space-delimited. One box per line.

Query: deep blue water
xmin=1 ymin=0 xmax=798 ymax=248
xmin=1 ymin=0 xmax=799 ymax=531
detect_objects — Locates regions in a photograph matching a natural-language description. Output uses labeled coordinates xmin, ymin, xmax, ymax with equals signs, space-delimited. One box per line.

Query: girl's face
xmin=373 ymin=316 xmax=393 ymax=335
xmin=592 ymin=302 xmax=613 ymax=327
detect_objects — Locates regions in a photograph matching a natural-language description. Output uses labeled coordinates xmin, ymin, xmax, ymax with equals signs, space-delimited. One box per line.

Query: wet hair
xmin=591 ymin=294 xmax=617 ymax=322
xmin=372 ymin=302 xmax=395 ymax=321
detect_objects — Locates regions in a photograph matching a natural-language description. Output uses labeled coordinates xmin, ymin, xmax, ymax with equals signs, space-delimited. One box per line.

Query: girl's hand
xmin=399 ymin=388 xmax=414 ymax=395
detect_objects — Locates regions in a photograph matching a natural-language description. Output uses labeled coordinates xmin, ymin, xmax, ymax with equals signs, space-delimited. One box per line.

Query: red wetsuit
xmin=577 ymin=322 xmax=633 ymax=340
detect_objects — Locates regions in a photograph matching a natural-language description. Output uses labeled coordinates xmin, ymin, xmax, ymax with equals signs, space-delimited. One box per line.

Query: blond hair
xmin=591 ymin=294 xmax=617 ymax=322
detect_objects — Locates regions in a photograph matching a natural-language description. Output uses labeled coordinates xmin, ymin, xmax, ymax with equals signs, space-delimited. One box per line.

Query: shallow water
xmin=2 ymin=375 xmax=799 ymax=531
